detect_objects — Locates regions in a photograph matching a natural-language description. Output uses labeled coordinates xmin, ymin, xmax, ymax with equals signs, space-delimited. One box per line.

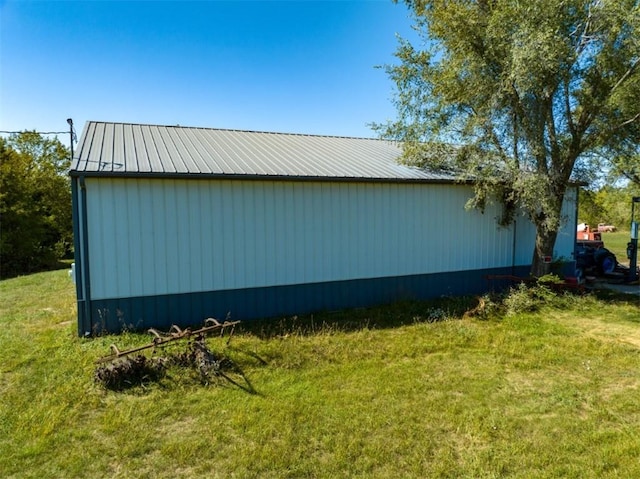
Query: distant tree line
xmin=0 ymin=132 xmax=73 ymax=279
xmin=579 ymin=182 xmax=640 ymax=230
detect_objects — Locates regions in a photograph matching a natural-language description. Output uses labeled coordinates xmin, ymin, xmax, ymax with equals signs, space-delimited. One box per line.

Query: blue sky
xmin=1 ymin=0 xmax=419 ymax=140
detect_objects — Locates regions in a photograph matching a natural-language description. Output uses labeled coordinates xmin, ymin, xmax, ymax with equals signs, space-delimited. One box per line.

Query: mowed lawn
xmin=600 ymin=230 xmax=633 ymax=266
xmin=1 ymin=269 xmax=639 ymax=478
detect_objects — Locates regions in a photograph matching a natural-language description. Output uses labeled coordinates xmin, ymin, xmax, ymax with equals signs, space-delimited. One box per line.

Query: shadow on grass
xmin=234 ymin=283 xmax=639 ymax=339
xmin=590 ymin=287 xmax=640 ymax=309
xmin=217 ymin=369 xmax=259 ymax=395
xmin=0 ymin=259 xmax=74 ymax=280
xmin=236 ymin=296 xmax=481 ymax=340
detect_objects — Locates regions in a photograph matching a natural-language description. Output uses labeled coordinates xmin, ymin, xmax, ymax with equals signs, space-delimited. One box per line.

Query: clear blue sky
xmin=1 ymin=0 xmax=419 ymax=140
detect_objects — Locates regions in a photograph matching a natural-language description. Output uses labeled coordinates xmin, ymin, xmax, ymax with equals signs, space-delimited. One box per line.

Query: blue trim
xmin=80 ymin=178 xmax=92 ymax=328
xmin=84 ymin=266 xmax=530 ymax=334
xmin=71 ymin=178 xmax=87 ymax=335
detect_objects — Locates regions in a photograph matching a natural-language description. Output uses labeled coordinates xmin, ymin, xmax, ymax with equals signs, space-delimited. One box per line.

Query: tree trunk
xmin=530 ymin=228 xmax=559 ymax=277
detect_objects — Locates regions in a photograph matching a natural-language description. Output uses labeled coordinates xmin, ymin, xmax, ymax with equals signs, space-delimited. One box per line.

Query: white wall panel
xmin=513 ymin=213 xmax=537 ymax=266
xmin=86 ymin=178 xmax=558 ymax=300
xmin=555 ymin=187 xmax=578 ymax=260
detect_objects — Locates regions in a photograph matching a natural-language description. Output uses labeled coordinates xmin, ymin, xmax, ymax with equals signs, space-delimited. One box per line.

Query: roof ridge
xmin=84 ymin=120 xmax=388 ymax=142
xmin=71 ymin=121 xmax=456 ymax=183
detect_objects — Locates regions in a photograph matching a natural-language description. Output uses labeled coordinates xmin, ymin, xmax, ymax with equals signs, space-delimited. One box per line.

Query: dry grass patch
xmin=567 ymin=315 xmax=640 ymax=349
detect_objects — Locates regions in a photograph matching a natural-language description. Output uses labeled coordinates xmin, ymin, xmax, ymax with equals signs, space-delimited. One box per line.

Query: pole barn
xmin=69 ymin=122 xmax=577 ymax=335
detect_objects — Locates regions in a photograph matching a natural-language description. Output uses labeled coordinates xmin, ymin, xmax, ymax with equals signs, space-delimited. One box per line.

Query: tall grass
xmin=1 ymin=270 xmax=639 ymax=478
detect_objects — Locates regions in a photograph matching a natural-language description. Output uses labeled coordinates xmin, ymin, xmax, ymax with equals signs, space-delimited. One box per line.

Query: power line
xmin=0 ymin=130 xmax=69 ymax=135
xmin=2 ymin=121 xmax=78 ymax=164
xmin=1 ymin=125 xmax=77 ymax=144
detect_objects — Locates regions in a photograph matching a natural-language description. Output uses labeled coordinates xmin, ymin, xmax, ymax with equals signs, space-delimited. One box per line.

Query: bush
xmin=487 ymin=276 xmax=581 ymax=317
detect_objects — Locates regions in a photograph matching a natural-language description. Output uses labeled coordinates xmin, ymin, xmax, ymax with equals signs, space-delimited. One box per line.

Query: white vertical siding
xmin=513 ymin=213 xmax=537 ymax=266
xmin=509 ymin=187 xmax=578 ymax=266
xmin=555 ymin=187 xmax=578 ymax=260
xmin=86 ymin=178 xmax=544 ymax=300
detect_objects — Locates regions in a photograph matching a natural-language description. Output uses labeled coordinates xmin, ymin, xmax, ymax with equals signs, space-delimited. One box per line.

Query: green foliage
xmin=376 ymin=0 xmax=640 ymax=276
xmin=480 ymin=275 xmax=584 ymax=317
xmin=578 ymin=183 xmax=640 ymax=228
xmin=0 ymin=132 xmax=72 ymax=278
xmin=501 ymin=281 xmax=578 ymax=316
xmin=610 ymin=154 xmax=640 ymax=186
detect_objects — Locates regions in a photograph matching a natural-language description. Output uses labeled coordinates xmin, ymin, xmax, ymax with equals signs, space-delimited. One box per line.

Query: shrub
xmin=497 ymin=276 xmax=581 ymax=316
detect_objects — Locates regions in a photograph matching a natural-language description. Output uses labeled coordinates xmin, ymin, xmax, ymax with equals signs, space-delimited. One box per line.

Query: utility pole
xmin=67 ymin=118 xmax=75 ymax=162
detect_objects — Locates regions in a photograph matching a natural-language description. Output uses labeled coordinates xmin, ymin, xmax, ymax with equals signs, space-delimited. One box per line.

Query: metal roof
xmin=70 ymin=121 xmax=457 ymax=183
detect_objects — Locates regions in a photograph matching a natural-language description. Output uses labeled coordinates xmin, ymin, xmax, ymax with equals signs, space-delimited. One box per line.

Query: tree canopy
xmin=0 ymin=132 xmax=72 ymax=278
xmin=610 ymin=154 xmax=640 ymax=186
xmin=376 ymin=0 xmax=640 ymax=276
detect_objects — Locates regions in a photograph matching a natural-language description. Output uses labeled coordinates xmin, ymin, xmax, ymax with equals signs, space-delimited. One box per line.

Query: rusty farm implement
xmin=94 ymin=318 xmax=255 ymax=392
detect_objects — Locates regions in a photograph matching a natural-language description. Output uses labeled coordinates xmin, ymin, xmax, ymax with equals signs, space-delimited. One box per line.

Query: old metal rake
xmin=96 ymin=318 xmax=241 ymax=363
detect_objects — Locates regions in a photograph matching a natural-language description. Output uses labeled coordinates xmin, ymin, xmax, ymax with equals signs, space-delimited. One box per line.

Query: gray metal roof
xmin=70 ymin=121 xmax=457 ymax=183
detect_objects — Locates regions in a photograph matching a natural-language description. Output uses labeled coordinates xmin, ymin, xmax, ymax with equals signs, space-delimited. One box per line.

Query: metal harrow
xmin=96 ymin=318 xmax=241 ymax=363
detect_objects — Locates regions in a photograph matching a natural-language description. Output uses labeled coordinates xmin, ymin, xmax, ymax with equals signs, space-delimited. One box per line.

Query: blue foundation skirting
xmin=80 ymin=266 xmax=531 ymax=335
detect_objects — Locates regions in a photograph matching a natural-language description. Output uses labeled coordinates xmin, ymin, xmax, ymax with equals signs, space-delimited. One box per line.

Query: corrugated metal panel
xmin=71 ymin=121 xmax=456 ymax=182
xmin=88 ymin=265 xmax=532 ymax=333
xmin=86 ymin=178 xmax=523 ymax=301
xmin=513 ymin=214 xmax=537 ymax=266
xmin=507 ymin=187 xmax=578 ymax=266
xmin=555 ymin=186 xmax=578 ymax=260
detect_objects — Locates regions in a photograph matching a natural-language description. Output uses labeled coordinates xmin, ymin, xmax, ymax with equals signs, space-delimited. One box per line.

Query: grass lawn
xmin=600 ymin=230 xmax=632 ymax=265
xmin=1 ymin=269 xmax=639 ymax=478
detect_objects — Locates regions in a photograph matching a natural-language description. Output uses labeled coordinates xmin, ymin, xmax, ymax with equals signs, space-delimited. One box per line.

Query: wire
xmin=1 ymin=129 xmax=77 ymax=145
xmin=0 ymin=130 xmax=69 ymax=135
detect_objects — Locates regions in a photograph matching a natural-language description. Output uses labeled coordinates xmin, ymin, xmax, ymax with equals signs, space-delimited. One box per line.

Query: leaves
xmin=610 ymin=154 xmax=640 ymax=186
xmin=0 ymin=133 xmax=72 ymax=278
xmin=377 ymin=0 xmax=640 ymax=275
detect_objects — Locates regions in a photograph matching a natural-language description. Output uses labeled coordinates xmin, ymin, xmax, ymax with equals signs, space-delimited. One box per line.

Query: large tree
xmin=0 ymin=132 xmax=72 ymax=278
xmin=376 ymin=0 xmax=640 ymax=276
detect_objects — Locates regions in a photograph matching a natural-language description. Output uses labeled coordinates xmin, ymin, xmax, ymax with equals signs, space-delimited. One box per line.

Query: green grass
xmin=1 ymin=270 xmax=640 ymax=478
xmin=601 ymin=230 xmax=632 ymax=264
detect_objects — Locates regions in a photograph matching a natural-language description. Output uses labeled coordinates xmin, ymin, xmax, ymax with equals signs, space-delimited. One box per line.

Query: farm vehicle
xmin=575 ymin=240 xmax=618 ymax=279
xmin=575 ymin=197 xmax=639 ymax=284
xmin=597 ymin=223 xmax=617 ymax=232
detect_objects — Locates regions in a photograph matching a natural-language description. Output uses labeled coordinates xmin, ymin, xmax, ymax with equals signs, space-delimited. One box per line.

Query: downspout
xmin=73 ymin=176 xmax=93 ymax=336
xmin=71 ymin=177 xmax=85 ymax=336
xmin=80 ymin=176 xmax=93 ymax=335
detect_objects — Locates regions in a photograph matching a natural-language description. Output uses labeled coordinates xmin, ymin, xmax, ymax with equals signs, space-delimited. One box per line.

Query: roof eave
xmin=68 ymin=170 xmax=466 ymax=185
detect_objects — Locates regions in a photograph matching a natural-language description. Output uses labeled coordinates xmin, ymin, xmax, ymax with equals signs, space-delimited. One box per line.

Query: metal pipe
xmin=79 ymin=176 xmax=93 ymax=335
xmin=67 ymin=118 xmax=74 ymax=163
xmin=96 ymin=319 xmax=241 ymax=363
xmin=629 ymin=197 xmax=639 ymax=282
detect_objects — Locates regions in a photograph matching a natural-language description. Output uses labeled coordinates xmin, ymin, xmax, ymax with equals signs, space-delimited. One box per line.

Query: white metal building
xmin=70 ymin=121 xmax=577 ymax=334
